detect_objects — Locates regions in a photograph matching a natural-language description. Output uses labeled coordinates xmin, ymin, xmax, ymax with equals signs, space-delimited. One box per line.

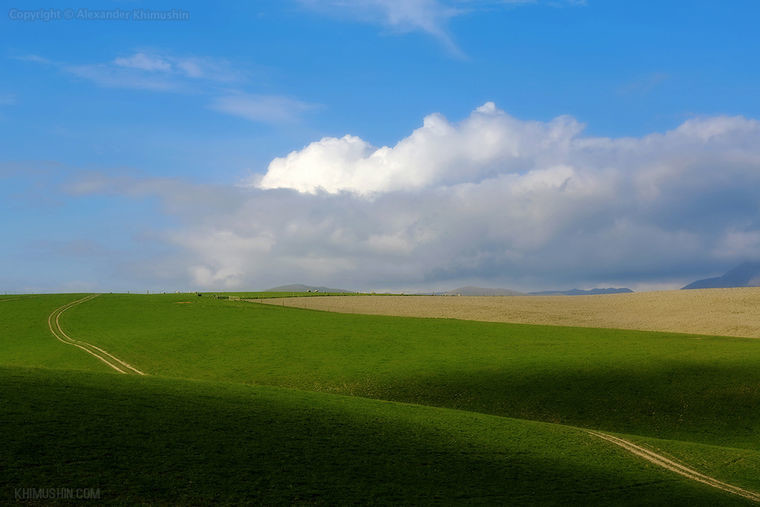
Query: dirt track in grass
xmin=48 ymin=295 xmax=146 ymax=375
xmin=588 ymin=430 xmax=760 ymax=503
xmin=586 ymin=431 xmax=760 ymax=503
xmin=256 ymin=287 xmax=760 ymax=338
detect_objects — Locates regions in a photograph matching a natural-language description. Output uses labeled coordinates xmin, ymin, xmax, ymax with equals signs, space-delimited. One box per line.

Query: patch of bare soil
xmin=257 ymin=288 xmax=760 ymax=338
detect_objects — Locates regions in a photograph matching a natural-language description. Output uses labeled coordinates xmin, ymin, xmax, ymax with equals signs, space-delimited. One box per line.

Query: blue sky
xmin=3 ymin=0 xmax=760 ymax=292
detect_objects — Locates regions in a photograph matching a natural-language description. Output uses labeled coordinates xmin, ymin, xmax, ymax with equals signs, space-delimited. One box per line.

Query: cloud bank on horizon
xmin=73 ymin=103 xmax=760 ymax=291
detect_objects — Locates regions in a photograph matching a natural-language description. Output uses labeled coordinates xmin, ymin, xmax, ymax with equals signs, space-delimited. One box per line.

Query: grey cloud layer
xmin=75 ymin=104 xmax=760 ymax=291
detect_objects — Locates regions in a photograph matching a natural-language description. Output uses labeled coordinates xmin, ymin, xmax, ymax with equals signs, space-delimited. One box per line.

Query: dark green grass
xmin=60 ymin=294 xmax=760 ymax=451
xmin=0 ymin=366 xmax=750 ymax=505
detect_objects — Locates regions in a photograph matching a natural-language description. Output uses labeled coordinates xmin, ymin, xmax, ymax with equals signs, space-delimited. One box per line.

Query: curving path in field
xmin=586 ymin=431 xmax=760 ymax=503
xmin=47 ymin=295 xmax=145 ymax=375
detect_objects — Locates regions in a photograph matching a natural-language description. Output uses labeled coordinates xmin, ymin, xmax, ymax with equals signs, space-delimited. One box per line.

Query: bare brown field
xmin=256 ymin=287 xmax=760 ymax=338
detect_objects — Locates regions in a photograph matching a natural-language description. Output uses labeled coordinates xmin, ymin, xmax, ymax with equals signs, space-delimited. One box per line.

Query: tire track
xmin=48 ymin=295 xmax=145 ymax=375
xmin=587 ymin=430 xmax=760 ymax=503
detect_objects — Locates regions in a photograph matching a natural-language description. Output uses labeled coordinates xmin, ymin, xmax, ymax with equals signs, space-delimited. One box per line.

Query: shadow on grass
xmin=353 ymin=361 xmax=760 ymax=451
xmin=0 ymin=367 xmax=744 ymax=505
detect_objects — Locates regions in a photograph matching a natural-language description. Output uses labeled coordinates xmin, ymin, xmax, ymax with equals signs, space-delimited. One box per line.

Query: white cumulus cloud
xmin=258 ymin=102 xmax=583 ymax=194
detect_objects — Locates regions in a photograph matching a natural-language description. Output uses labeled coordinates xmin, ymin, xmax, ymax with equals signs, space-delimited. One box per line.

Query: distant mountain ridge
xmin=529 ymin=288 xmax=633 ymax=296
xmin=682 ymin=262 xmax=760 ymax=289
xmin=265 ymin=284 xmax=353 ymax=293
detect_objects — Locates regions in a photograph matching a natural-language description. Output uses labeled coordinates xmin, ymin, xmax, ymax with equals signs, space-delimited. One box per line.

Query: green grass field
xmin=2 ymin=293 xmax=759 ymax=504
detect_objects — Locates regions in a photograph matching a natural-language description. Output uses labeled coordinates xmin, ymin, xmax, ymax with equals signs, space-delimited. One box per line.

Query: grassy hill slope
xmin=59 ymin=294 xmax=760 ymax=451
xmin=3 ymin=293 xmax=760 ymax=503
xmin=1 ymin=366 xmax=752 ymax=505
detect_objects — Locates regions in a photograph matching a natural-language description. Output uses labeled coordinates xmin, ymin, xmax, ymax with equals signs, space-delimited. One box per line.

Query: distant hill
xmin=529 ymin=288 xmax=634 ymax=296
xmin=682 ymin=262 xmax=760 ymax=289
xmin=265 ymin=284 xmax=353 ymax=293
xmin=441 ymin=286 xmax=523 ymax=296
